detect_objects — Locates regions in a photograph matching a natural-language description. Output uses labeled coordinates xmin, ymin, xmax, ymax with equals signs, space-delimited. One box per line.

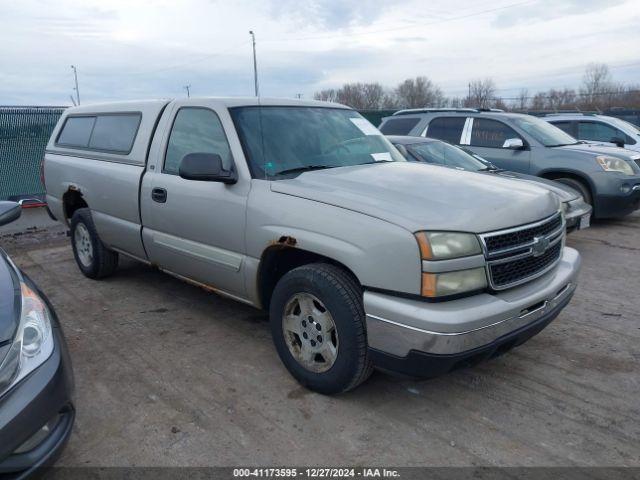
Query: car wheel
xmin=555 ymin=178 xmax=592 ymax=205
xmin=70 ymin=208 xmax=118 ymax=279
xmin=269 ymin=263 xmax=373 ymax=394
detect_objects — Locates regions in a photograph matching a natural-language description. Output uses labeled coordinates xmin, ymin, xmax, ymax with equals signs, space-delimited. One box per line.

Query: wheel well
xmin=257 ymin=245 xmax=360 ymax=310
xmin=540 ymin=171 xmax=593 ymax=200
xmin=62 ymin=189 xmax=88 ymax=221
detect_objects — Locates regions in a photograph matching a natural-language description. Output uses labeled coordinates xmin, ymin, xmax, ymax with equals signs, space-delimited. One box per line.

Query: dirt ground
xmin=2 ymin=209 xmax=638 ymax=467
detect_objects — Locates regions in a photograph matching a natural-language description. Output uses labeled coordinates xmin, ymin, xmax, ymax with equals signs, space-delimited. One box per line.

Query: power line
xmin=81 ymin=40 xmax=250 ymax=78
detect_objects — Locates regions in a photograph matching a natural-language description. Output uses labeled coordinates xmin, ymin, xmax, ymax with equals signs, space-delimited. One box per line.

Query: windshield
xmin=512 ymin=116 xmax=578 ymax=147
xmin=407 ymin=141 xmax=487 ymax=171
xmin=230 ymin=106 xmax=405 ymax=179
xmin=607 ymin=117 xmax=640 ymax=135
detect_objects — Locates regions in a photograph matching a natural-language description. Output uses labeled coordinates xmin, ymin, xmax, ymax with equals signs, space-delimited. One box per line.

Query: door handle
xmin=151 ymin=188 xmax=167 ymax=203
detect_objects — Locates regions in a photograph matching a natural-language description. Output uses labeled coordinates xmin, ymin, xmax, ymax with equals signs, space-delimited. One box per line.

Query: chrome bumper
xmin=365 ymin=247 xmax=581 ymax=357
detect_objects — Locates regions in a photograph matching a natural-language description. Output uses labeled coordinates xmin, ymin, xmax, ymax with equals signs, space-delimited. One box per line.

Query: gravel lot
xmin=2 ymin=209 xmax=639 ymax=467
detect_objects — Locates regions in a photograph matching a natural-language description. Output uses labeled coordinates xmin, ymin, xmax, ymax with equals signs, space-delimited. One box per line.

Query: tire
xmin=555 ymin=177 xmax=592 ymax=206
xmin=269 ymin=263 xmax=373 ymax=395
xmin=70 ymin=208 xmax=118 ymax=279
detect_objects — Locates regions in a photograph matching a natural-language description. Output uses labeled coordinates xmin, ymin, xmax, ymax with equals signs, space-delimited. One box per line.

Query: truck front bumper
xmin=365 ymin=247 xmax=581 ymax=378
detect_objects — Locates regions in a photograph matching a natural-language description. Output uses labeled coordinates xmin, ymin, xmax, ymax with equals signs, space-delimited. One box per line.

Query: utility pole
xmin=295 ymin=93 xmax=303 ymax=99
xmin=71 ymin=65 xmax=80 ymax=105
xmin=184 ymin=85 xmax=191 ymax=98
xmin=249 ymin=30 xmax=259 ymax=97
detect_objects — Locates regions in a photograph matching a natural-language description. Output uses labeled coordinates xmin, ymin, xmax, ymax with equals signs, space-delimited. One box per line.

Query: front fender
xmin=245 ymin=182 xmax=422 ymax=300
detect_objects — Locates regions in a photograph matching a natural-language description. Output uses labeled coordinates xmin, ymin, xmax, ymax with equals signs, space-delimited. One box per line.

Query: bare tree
xmin=466 ymin=78 xmax=496 ymax=109
xmin=515 ymin=89 xmax=529 ymax=111
xmin=314 ymin=89 xmax=339 ymax=103
xmin=394 ymin=76 xmax=445 ymax=109
xmin=580 ymin=63 xmax=613 ymax=109
xmin=314 ymin=83 xmax=389 ymax=109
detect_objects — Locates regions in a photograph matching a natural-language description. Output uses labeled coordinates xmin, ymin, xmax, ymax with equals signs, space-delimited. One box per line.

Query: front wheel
xmin=269 ymin=263 xmax=373 ymax=394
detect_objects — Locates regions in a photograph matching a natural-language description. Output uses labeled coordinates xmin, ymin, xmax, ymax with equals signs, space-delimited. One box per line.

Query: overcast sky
xmin=1 ymin=0 xmax=639 ymax=106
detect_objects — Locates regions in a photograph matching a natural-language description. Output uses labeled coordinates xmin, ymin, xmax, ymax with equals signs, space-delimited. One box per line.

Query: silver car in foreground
xmin=43 ymin=98 xmax=581 ymax=394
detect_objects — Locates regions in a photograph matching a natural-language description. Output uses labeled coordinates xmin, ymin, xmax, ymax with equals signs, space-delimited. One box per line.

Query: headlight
xmin=415 ymin=232 xmax=482 ymax=260
xmin=0 ymin=283 xmax=54 ymax=395
xmin=421 ymin=268 xmax=487 ymax=298
xmin=595 ymin=156 xmax=634 ymax=175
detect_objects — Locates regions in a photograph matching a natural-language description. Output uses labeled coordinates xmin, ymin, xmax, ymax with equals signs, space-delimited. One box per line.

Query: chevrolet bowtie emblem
xmin=531 ymin=235 xmax=550 ymax=257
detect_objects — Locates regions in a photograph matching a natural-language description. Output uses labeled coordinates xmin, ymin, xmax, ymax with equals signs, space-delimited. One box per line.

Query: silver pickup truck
xmin=43 ymin=98 xmax=581 ymax=394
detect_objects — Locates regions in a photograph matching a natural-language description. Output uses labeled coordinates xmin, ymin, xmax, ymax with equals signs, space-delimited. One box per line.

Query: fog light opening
xmin=13 ymin=414 xmax=61 ymax=454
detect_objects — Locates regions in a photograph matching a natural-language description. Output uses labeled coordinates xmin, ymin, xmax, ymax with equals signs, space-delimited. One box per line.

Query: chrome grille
xmin=480 ymin=213 xmax=565 ymax=290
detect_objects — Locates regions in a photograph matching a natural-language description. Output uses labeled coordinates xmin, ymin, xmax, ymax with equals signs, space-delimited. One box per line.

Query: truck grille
xmin=480 ymin=213 xmax=564 ymax=290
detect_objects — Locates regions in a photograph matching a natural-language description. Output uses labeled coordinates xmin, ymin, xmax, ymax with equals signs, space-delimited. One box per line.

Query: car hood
xmin=0 ymin=250 xmax=19 ymax=343
xmin=270 ymin=162 xmax=559 ymax=233
xmin=555 ymin=143 xmax=639 ymax=160
xmin=491 ymin=171 xmax=579 ymax=202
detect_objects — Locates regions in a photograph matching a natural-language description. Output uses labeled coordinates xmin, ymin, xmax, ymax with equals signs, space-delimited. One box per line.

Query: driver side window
xmin=470 ymin=119 xmax=522 ymax=148
xmin=164 ymin=107 xmax=233 ymax=175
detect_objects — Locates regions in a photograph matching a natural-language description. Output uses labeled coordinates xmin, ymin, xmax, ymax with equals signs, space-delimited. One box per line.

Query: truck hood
xmin=555 ymin=142 xmax=640 ymax=161
xmin=0 ymin=250 xmax=19 ymax=344
xmin=270 ymin=162 xmax=559 ymax=233
xmin=491 ymin=171 xmax=579 ymax=202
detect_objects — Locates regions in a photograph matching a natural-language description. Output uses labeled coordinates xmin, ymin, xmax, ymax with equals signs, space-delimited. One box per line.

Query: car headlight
xmin=415 ymin=232 xmax=482 ymax=260
xmin=0 ymin=282 xmax=54 ymax=395
xmin=415 ymin=232 xmax=486 ymax=297
xmin=421 ymin=268 xmax=487 ymax=298
xmin=595 ymin=156 xmax=634 ymax=175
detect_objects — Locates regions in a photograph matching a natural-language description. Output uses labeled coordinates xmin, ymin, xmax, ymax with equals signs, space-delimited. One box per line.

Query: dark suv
xmin=380 ymin=109 xmax=640 ymax=218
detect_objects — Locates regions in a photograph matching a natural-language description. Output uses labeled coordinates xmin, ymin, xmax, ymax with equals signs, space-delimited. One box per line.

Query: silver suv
xmin=544 ymin=113 xmax=640 ymax=153
xmin=380 ymin=108 xmax=640 ymax=219
xmin=44 ymin=98 xmax=581 ymax=394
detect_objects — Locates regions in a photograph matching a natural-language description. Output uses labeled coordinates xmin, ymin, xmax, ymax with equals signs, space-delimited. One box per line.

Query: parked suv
xmin=380 ymin=109 xmax=640 ymax=218
xmin=544 ymin=113 xmax=640 ymax=152
xmin=44 ymin=98 xmax=581 ymax=394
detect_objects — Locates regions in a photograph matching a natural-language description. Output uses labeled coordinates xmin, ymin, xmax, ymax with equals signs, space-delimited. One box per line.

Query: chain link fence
xmin=0 ymin=106 xmax=65 ymax=200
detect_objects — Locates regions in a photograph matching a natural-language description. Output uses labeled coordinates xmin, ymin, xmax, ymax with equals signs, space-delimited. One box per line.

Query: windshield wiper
xmin=547 ymin=142 xmax=580 ymax=147
xmin=273 ymin=165 xmax=336 ymax=176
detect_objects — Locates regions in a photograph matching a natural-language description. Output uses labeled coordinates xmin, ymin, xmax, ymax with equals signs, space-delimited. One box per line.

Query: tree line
xmin=313 ymin=63 xmax=640 ymax=112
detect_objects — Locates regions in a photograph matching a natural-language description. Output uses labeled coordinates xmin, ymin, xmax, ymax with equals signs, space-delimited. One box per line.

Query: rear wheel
xmin=70 ymin=208 xmax=118 ymax=279
xmin=269 ymin=263 xmax=373 ymax=394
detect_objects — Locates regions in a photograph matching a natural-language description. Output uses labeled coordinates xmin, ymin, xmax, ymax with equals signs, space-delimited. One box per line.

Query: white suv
xmin=544 ymin=113 xmax=640 ymax=153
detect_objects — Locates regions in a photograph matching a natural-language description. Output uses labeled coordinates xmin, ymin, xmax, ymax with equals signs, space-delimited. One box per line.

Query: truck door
xmin=462 ymin=118 xmax=531 ymax=173
xmin=140 ymin=102 xmax=250 ymax=299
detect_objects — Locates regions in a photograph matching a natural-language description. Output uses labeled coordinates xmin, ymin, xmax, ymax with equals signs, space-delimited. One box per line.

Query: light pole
xmin=249 ymin=30 xmax=259 ymax=97
xmin=71 ymin=65 xmax=80 ymax=105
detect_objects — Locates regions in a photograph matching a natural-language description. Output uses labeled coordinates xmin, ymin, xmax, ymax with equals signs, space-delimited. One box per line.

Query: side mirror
xmin=0 ymin=201 xmax=21 ymax=227
xmin=178 ymin=153 xmax=236 ymax=184
xmin=610 ymin=137 xmax=625 ymax=148
xmin=503 ymin=138 xmax=525 ymax=150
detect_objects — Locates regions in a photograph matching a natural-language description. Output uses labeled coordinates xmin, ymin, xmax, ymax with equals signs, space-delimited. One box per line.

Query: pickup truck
xmin=44 ymin=98 xmax=582 ymax=394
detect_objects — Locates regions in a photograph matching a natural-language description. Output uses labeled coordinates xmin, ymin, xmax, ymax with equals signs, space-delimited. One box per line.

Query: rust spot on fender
xmin=277 ymin=236 xmax=297 ymax=247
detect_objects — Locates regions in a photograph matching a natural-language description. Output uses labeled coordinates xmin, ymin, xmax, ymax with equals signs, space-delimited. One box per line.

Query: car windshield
xmin=230 ymin=106 xmax=405 ymax=179
xmin=608 ymin=117 xmax=640 ymax=135
xmin=407 ymin=141 xmax=487 ymax=171
xmin=512 ymin=116 xmax=579 ymax=147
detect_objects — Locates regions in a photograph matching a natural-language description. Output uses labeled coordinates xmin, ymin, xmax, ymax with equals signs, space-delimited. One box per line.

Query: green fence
xmin=0 ymin=106 xmax=65 ymax=200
